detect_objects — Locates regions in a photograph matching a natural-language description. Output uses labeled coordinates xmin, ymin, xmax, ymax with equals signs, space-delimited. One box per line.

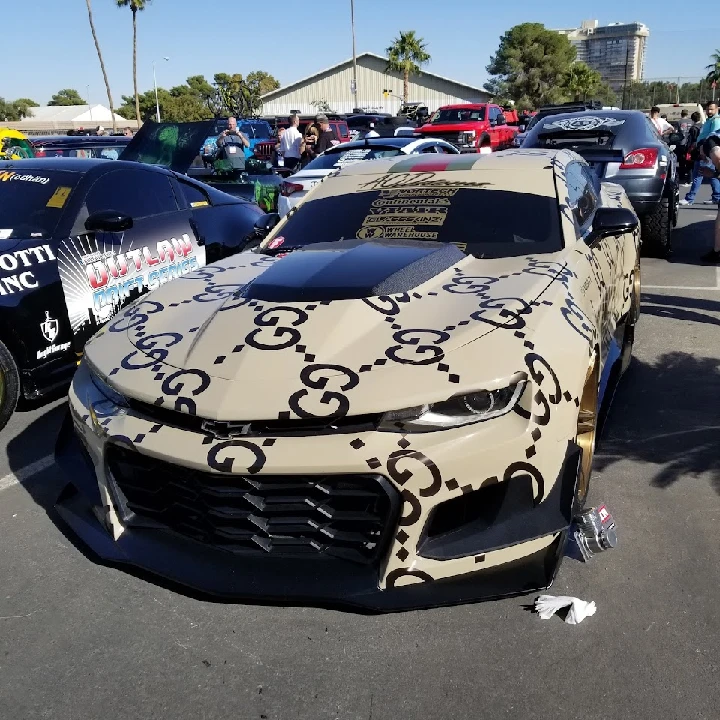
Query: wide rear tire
xmin=641 ymin=197 xmax=671 ymax=258
xmin=0 ymin=340 xmax=20 ymax=433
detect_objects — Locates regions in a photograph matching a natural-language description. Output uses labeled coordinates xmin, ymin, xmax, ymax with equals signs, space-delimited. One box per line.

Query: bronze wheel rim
xmin=576 ymin=362 xmax=599 ymax=505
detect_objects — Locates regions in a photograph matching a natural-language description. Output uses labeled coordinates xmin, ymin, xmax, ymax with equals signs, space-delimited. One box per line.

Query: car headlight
xmin=86 ymin=359 xmax=129 ymax=408
xmin=378 ymin=379 xmax=526 ymax=432
xmin=462 ymin=130 xmax=476 ymax=144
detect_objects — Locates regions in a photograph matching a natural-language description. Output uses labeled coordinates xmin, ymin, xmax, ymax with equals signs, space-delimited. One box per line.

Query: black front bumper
xmin=55 ymin=414 xmax=574 ymax=612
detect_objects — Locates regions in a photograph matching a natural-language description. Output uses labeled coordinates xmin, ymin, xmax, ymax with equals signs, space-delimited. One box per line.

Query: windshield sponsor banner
xmin=57 ymin=232 xmax=206 ymax=347
xmin=542 ymin=117 xmax=626 ymax=131
xmin=0 ymin=245 xmax=56 ymax=296
xmin=0 ymin=171 xmax=51 ymax=185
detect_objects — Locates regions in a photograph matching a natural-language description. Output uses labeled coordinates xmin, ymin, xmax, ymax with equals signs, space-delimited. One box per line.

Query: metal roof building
xmin=3 ymin=105 xmax=138 ymax=136
xmin=260 ymin=52 xmax=491 ymax=116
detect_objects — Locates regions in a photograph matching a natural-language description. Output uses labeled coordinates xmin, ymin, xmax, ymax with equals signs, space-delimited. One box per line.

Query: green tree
xmin=706 ymin=49 xmax=720 ymax=89
xmin=116 ymin=0 xmax=152 ymax=125
xmin=486 ymin=23 xmax=576 ymax=107
xmin=49 ymin=88 xmax=86 ymax=106
xmin=0 ymin=97 xmax=38 ymax=121
xmin=86 ymin=0 xmax=116 ymax=131
xmin=245 ymin=71 xmax=281 ymax=98
xmin=385 ymin=30 xmax=431 ymax=104
xmin=564 ymin=62 xmax=602 ymax=101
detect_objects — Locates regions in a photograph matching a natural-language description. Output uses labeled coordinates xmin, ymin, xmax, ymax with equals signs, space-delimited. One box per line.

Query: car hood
xmin=119 ymin=120 xmax=215 ymax=173
xmin=86 ymin=241 xmax=572 ymax=420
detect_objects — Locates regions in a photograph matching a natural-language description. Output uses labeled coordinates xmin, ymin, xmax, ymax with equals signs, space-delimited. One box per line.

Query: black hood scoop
xmin=242 ymin=240 xmax=466 ymax=302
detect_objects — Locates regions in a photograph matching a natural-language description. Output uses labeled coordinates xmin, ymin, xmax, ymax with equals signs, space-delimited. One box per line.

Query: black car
xmin=0 ymin=151 xmax=275 ymax=431
xmin=520 ymin=109 xmax=680 ymax=257
xmin=31 ymin=135 xmax=131 ymax=160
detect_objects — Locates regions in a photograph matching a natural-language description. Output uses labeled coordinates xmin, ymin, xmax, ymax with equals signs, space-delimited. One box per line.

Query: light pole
xmin=153 ymin=56 xmax=169 ymax=123
xmin=350 ymin=0 xmax=358 ymax=109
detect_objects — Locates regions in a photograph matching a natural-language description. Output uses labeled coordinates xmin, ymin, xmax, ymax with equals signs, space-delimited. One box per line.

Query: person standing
xmin=649 ymin=106 xmax=673 ymax=137
xmin=675 ymin=109 xmax=694 ymax=185
xmin=276 ymin=114 xmax=303 ymax=170
xmin=302 ymin=114 xmax=338 ymax=164
xmin=680 ymin=102 xmax=720 ymax=206
xmin=698 ymin=134 xmax=720 ymax=262
xmin=216 ymin=117 xmax=250 ymax=169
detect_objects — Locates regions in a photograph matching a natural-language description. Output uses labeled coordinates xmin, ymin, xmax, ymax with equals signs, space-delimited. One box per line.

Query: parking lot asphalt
xmin=1 ymin=191 xmax=719 ymax=720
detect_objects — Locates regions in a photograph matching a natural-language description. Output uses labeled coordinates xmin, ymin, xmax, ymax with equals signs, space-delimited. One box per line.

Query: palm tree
xmin=706 ymin=49 xmax=720 ymax=97
xmin=564 ymin=62 xmax=601 ymax=101
xmin=385 ymin=31 xmax=431 ymax=105
xmin=86 ymin=0 xmax=116 ymax=132
xmin=116 ymin=0 xmax=151 ymax=125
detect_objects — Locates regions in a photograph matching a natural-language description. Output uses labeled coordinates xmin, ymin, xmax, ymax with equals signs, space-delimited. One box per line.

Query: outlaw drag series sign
xmin=58 ymin=232 xmax=206 ymax=348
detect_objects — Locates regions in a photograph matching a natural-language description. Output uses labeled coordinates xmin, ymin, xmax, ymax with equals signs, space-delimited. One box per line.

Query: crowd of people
xmin=67 ymin=125 xmax=134 ymax=137
xmin=275 ymin=113 xmax=341 ymax=168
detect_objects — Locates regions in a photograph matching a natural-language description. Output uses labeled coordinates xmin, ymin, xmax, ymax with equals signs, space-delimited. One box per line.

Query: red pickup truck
xmin=414 ymin=103 xmax=519 ymax=153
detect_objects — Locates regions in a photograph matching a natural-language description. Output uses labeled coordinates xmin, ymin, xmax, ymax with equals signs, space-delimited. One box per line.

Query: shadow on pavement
xmin=641 ymin=293 xmax=720 ymax=327
xmin=597 ymin=349 xmax=720 ymax=494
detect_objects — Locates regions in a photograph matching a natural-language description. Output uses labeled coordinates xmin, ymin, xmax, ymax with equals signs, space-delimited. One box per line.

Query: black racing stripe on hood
xmin=243 ymin=240 xmax=466 ymax=302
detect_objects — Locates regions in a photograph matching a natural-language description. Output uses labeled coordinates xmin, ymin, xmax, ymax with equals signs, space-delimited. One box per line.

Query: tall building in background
xmin=557 ymin=20 xmax=650 ymax=92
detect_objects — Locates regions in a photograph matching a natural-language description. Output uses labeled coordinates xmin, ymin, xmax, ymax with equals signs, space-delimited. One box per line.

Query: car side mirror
xmin=85 ymin=210 xmax=133 ymax=233
xmin=253 ymin=212 xmax=281 ymax=238
xmin=497 ymin=114 xmax=507 ymax=126
xmin=590 ymin=207 xmax=638 ymax=242
xmin=518 ymin=124 xmax=527 ymax=133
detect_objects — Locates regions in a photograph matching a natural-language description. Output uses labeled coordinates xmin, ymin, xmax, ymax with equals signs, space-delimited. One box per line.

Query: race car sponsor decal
xmin=0 ymin=171 xmax=51 ymax=185
xmin=57 ymin=233 xmax=205 ymax=348
xmin=46 ymin=186 xmax=72 ymax=209
xmin=268 ymin=236 xmax=285 ymax=250
xmin=37 ymin=341 xmax=71 ymax=361
xmin=333 ymin=149 xmax=373 ymax=167
xmin=0 ymin=245 xmax=56 ymax=296
xmin=356 ymin=188 xmax=458 ymax=240
xmin=360 ymin=171 xmax=489 ymax=191
xmin=40 ymin=311 xmax=59 ymax=343
xmin=542 ymin=116 xmax=626 ymax=132
xmin=387 ymin=154 xmax=479 ymax=174
xmin=0 ymin=229 xmax=11 ymax=240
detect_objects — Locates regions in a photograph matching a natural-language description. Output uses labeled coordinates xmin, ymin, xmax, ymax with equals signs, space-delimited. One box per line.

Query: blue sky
xmin=6 ymin=0 xmax=719 ymax=106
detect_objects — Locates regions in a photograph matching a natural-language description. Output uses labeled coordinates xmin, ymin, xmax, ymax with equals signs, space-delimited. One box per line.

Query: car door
xmin=487 ymin=106 xmax=504 ymax=148
xmin=58 ymin=166 xmax=205 ymax=350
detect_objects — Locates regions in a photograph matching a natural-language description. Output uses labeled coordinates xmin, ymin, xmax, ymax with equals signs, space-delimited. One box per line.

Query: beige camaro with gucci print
xmin=56 ymin=149 xmax=640 ymax=610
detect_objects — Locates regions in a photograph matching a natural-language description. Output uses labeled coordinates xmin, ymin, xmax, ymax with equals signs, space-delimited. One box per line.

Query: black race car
xmin=0 ymin=139 xmax=276 ymax=430
xmin=520 ymin=109 xmax=680 ymax=257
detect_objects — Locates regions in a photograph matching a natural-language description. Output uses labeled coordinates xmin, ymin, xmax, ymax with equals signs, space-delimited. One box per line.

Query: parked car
xmin=0 ymin=142 xmax=271 ymax=431
xmin=31 ymin=135 xmax=131 ymax=160
xmin=414 ymin=103 xmax=518 ymax=152
xmin=346 ymin=114 xmax=415 ymax=140
xmin=0 ymin=129 xmax=35 ymax=160
xmin=56 ymin=148 xmax=640 ymax=610
xmin=277 ymin=136 xmax=459 ymax=216
xmin=520 ymin=109 xmax=680 ymax=257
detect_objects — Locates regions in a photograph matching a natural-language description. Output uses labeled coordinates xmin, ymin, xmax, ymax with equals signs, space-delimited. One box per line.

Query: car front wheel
xmin=0 ymin=339 xmax=20 ymax=433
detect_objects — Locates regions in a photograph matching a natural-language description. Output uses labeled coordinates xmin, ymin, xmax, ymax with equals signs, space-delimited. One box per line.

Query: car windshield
xmin=303 ymin=147 xmax=405 ymax=171
xmin=265 ymin=176 xmax=562 ymax=258
xmin=431 ymin=108 xmax=485 ymax=123
xmin=240 ymin=123 xmax=271 ymax=139
xmin=0 ymin=169 xmax=80 ymax=239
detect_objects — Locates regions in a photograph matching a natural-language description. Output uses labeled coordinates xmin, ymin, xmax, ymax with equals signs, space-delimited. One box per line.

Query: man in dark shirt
xmin=675 ymin=109 xmax=694 ymax=184
xmin=303 ymin=114 xmax=338 ymax=165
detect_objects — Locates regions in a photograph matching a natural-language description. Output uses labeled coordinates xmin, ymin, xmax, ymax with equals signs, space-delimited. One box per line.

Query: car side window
xmin=178 ymin=180 xmax=211 ymax=209
xmin=84 ymin=169 xmax=178 ymax=219
xmin=421 ymin=144 xmax=438 ymax=153
xmin=565 ymin=162 xmax=598 ymax=236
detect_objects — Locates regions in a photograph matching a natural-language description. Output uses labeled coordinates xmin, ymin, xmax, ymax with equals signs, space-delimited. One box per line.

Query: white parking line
xmin=0 ymin=455 xmax=54 ymax=493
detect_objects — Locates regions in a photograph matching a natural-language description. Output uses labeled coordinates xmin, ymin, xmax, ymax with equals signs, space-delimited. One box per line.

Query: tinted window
xmin=302 ymin=147 xmax=405 ymax=171
xmin=84 ymin=169 xmax=178 ymax=218
xmin=565 ymin=162 xmax=597 ymax=233
xmin=179 ymin=180 xmax=210 ymax=208
xmin=489 ymin=107 xmax=501 ymax=121
xmin=431 ymin=108 xmax=486 ymax=123
xmin=267 ymin=186 xmax=561 ymax=259
xmin=0 ymin=168 xmax=80 ymax=239
xmin=338 ymin=123 xmax=349 ymax=137
xmin=240 ymin=122 xmax=271 ymax=140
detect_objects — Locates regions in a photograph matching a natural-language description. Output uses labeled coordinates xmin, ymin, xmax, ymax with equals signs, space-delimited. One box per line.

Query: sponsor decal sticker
xmin=542 ymin=116 xmax=626 ymax=131
xmin=0 ymin=171 xmax=50 ymax=185
xmin=40 ymin=311 xmax=59 ymax=343
xmin=46 ymin=186 xmax=72 ymax=209
xmin=268 ymin=236 xmax=285 ymax=250
xmin=0 ymin=245 xmax=55 ymax=296
xmin=0 ymin=229 xmax=12 ymax=240
xmin=37 ymin=342 xmax=71 ymax=361
xmin=190 ymin=200 xmax=209 ymax=208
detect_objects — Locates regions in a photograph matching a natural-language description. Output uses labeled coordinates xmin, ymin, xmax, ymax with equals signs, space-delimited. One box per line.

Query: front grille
xmin=419 ymin=130 xmax=464 ymax=145
xmin=106 ymin=445 xmax=399 ymax=564
xmin=254 ymin=141 xmax=274 ymax=158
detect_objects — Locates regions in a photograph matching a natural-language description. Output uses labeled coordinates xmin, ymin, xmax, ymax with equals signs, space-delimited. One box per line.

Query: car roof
xmin=0 ymin=157 xmax=173 ymax=175
xmin=30 ymin=135 xmax=130 ymax=146
xmin=325 ymin=137 xmax=417 ymax=152
xmin=437 ymin=103 xmax=487 ymax=110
